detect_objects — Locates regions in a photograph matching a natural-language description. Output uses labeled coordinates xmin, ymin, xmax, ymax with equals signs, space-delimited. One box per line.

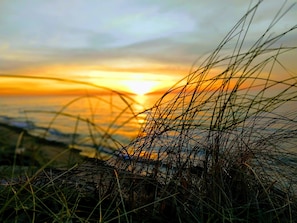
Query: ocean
xmin=1 ymin=90 xmax=296 ymax=165
xmin=0 ymin=93 xmax=161 ymax=158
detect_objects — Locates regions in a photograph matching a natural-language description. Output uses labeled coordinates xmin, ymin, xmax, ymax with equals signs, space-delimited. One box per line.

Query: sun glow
xmin=83 ymin=71 xmax=165 ymax=96
xmin=123 ymin=79 xmax=158 ymax=95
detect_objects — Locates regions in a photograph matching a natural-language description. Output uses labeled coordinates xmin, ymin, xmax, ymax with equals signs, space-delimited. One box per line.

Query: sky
xmin=0 ymin=0 xmax=296 ymax=95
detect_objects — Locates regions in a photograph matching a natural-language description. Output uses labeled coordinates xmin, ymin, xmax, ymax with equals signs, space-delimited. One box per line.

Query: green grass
xmin=1 ymin=1 xmax=297 ymax=222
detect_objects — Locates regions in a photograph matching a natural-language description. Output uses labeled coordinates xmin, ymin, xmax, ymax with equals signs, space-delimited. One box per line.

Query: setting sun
xmin=84 ymin=71 xmax=165 ymax=96
xmin=123 ymin=79 xmax=158 ymax=95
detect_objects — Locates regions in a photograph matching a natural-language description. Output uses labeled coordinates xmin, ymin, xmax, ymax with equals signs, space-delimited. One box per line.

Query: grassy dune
xmin=1 ymin=1 xmax=297 ymax=222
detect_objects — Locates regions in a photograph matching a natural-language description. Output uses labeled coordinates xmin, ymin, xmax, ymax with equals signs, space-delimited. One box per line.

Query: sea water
xmin=1 ymin=91 xmax=296 ymax=162
xmin=0 ymin=93 xmax=160 ymax=158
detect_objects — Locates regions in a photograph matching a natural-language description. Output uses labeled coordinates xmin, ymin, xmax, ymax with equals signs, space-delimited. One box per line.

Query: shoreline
xmin=0 ymin=123 xmax=84 ymax=169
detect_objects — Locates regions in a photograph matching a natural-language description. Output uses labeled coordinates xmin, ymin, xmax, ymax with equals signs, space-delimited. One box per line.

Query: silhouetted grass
xmin=113 ymin=1 xmax=297 ymax=222
xmin=1 ymin=1 xmax=297 ymax=222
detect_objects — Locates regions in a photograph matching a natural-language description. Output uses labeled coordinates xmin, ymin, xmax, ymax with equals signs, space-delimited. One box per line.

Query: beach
xmin=0 ymin=124 xmax=158 ymax=220
xmin=0 ymin=123 xmax=84 ymax=173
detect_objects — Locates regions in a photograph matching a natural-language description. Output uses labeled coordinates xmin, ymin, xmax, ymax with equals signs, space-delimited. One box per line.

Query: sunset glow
xmin=0 ymin=1 xmax=296 ymax=96
xmin=0 ymin=71 xmax=177 ymax=96
xmin=122 ymin=79 xmax=159 ymax=95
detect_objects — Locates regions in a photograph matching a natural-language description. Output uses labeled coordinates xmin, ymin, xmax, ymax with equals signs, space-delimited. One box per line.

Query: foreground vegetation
xmin=1 ymin=1 xmax=297 ymax=222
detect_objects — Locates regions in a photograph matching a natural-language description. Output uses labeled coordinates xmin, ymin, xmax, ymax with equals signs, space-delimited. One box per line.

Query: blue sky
xmin=0 ymin=0 xmax=296 ymax=94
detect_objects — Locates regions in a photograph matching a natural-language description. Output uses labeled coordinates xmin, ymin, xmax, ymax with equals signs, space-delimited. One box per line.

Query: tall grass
xmin=112 ymin=1 xmax=297 ymax=221
xmin=1 ymin=1 xmax=297 ymax=222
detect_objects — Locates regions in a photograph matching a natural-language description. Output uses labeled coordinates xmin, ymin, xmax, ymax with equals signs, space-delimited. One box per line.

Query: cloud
xmin=0 ymin=0 xmax=296 ymax=78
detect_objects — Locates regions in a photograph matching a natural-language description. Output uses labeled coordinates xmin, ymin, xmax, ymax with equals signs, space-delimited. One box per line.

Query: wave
xmin=0 ymin=115 xmax=125 ymax=159
xmin=0 ymin=115 xmax=79 ymax=142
